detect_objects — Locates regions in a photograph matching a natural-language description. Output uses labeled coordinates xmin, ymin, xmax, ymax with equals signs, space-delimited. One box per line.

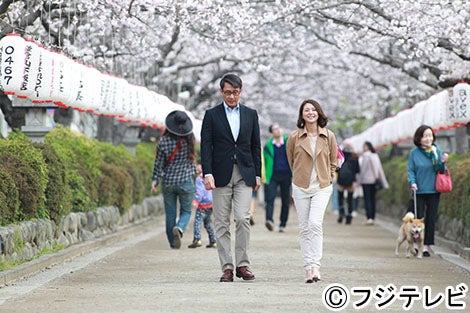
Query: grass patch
xmin=0 ymin=243 xmax=66 ymax=272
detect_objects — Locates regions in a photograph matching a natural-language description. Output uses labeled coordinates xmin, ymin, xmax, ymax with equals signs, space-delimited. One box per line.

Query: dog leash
xmin=413 ymin=189 xmax=417 ymax=217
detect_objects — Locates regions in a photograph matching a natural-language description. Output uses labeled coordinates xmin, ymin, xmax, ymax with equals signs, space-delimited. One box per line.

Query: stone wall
xmin=0 ymin=195 xmax=163 ymax=264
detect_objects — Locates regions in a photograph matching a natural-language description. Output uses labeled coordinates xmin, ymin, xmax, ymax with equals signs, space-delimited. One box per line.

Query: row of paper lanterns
xmin=0 ymin=33 xmax=201 ymax=136
xmin=345 ymin=83 xmax=470 ymax=152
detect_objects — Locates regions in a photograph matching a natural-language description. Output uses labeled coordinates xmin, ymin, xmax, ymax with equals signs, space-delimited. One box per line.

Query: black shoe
xmin=423 ymin=251 xmax=431 ymax=257
xmin=337 ymin=216 xmax=343 ymax=223
xmin=345 ymin=216 xmax=352 ymax=225
xmin=250 ymin=216 xmax=255 ymax=226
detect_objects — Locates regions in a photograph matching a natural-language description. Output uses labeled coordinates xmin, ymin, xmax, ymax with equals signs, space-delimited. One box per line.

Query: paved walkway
xmin=0 ymin=202 xmax=468 ymax=313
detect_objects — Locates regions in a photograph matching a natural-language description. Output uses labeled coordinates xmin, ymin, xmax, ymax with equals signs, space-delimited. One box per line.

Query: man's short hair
xmin=220 ymin=73 xmax=242 ymax=89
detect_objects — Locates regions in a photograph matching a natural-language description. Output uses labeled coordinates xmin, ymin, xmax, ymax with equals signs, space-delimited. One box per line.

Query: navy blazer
xmin=201 ymin=103 xmax=261 ymax=187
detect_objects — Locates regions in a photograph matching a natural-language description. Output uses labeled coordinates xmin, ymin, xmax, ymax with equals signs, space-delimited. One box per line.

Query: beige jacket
xmin=286 ymin=127 xmax=338 ymax=189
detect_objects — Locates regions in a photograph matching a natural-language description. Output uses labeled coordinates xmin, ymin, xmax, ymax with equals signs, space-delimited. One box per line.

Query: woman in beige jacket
xmin=286 ymin=99 xmax=338 ymax=283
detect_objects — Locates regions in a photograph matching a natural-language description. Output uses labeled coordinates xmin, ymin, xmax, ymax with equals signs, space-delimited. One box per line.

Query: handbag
xmin=337 ymin=144 xmax=345 ymax=168
xmin=375 ymin=178 xmax=383 ymax=190
xmin=435 ymin=168 xmax=452 ymax=193
xmin=327 ymin=129 xmax=344 ymax=168
xmin=370 ymin=154 xmax=383 ymax=190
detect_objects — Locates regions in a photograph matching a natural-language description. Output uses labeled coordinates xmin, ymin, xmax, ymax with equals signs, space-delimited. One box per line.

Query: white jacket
xmin=358 ymin=151 xmax=389 ymax=188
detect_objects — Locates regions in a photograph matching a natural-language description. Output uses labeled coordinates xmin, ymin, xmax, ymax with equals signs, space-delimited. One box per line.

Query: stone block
xmin=79 ymin=229 xmax=95 ymax=241
xmin=86 ymin=211 xmax=98 ymax=232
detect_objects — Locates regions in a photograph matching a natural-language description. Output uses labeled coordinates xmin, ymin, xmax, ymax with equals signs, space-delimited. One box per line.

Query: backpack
xmin=337 ymin=161 xmax=355 ymax=186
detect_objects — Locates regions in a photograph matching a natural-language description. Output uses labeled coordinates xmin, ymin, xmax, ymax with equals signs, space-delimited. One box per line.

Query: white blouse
xmin=292 ymin=135 xmax=321 ymax=198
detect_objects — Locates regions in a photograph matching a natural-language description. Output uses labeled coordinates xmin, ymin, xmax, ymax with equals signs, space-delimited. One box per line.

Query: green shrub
xmin=127 ymin=158 xmax=151 ymax=203
xmin=33 ymin=142 xmax=72 ymax=223
xmin=0 ymin=167 xmax=20 ymax=225
xmin=0 ymin=152 xmax=46 ymax=220
xmin=98 ymin=162 xmax=133 ymax=214
xmin=0 ymin=131 xmax=48 ymax=217
xmin=96 ymin=141 xmax=153 ymax=205
xmin=438 ymin=155 xmax=470 ymax=225
xmin=45 ymin=126 xmax=101 ymax=211
xmin=136 ymin=142 xmax=157 ymax=196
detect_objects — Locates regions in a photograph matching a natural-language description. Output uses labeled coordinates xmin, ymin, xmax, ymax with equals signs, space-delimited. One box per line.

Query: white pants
xmin=293 ymin=185 xmax=332 ymax=270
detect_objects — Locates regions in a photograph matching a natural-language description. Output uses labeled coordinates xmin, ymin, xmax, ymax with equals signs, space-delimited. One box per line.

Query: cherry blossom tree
xmin=1 ymin=0 xmax=469 ymax=145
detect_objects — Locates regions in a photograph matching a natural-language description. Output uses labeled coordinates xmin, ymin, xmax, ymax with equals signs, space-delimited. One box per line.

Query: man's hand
xmin=204 ymin=175 xmax=216 ymax=190
xmin=151 ymin=183 xmax=158 ymax=193
xmin=253 ymin=177 xmax=261 ymax=191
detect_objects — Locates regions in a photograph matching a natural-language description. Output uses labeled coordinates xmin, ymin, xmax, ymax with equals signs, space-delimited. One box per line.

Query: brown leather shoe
xmin=236 ymin=266 xmax=255 ymax=280
xmin=220 ymin=269 xmax=234 ymax=282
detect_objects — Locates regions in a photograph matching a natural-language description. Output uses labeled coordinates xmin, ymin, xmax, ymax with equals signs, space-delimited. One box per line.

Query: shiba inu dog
xmin=395 ymin=212 xmax=425 ymax=258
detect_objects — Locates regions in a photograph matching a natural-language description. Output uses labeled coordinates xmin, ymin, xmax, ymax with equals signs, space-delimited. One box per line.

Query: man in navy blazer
xmin=201 ymin=73 xmax=261 ymax=282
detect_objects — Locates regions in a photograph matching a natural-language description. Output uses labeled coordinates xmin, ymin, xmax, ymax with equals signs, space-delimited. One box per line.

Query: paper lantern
xmin=125 ymin=84 xmax=140 ymax=122
xmin=143 ymin=91 xmax=159 ymax=127
xmin=63 ymin=60 xmax=85 ymax=109
xmin=74 ymin=65 xmax=101 ymax=112
xmin=114 ymin=77 xmax=129 ymax=118
xmin=410 ymin=100 xmax=426 ymax=131
xmin=0 ymin=34 xmax=27 ymax=95
xmin=14 ymin=39 xmax=41 ymax=100
xmin=134 ymin=85 xmax=154 ymax=124
xmin=52 ymin=53 xmax=74 ymax=108
xmin=450 ymin=83 xmax=470 ymax=124
xmin=95 ymin=73 xmax=112 ymax=116
xmin=394 ymin=108 xmax=414 ymax=141
xmin=134 ymin=88 xmax=152 ymax=126
xmin=423 ymin=90 xmax=450 ymax=130
xmin=31 ymin=46 xmax=55 ymax=103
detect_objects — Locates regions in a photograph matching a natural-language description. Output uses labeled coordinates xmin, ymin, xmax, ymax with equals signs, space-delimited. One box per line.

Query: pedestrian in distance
xmin=336 ymin=141 xmax=360 ymax=225
xmin=407 ymin=125 xmax=448 ymax=257
xmin=200 ymin=73 xmax=261 ymax=282
xmin=151 ymin=110 xmax=197 ymax=249
xmin=188 ymin=162 xmax=217 ymax=249
xmin=286 ymin=99 xmax=338 ymax=283
xmin=263 ymin=123 xmax=292 ymax=232
xmin=358 ymin=141 xmax=389 ymax=225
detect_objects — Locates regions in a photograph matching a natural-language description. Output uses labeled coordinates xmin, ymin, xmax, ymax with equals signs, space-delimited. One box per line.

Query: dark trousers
xmin=337 ymin=185 xmax=354 ymax=218
xmin=265 ymin=171 xmax=291 ymax=227
xmin=407 ymin=193 xmax=440 ymax=245
xmin=362 ymin=184 xmax=377 ymax=219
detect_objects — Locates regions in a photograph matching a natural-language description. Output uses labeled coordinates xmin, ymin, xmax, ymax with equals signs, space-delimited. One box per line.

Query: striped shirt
xmin=152 ymin=136 xmax=197 ymax=186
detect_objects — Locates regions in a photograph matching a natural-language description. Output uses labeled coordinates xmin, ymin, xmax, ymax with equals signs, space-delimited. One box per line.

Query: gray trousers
xmin=212 ymin=165 xmax=252 ymax=271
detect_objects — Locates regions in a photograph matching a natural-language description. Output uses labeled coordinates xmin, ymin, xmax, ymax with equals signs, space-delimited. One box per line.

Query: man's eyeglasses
xmin=222 ymin=90 xmax=241 ymax=96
